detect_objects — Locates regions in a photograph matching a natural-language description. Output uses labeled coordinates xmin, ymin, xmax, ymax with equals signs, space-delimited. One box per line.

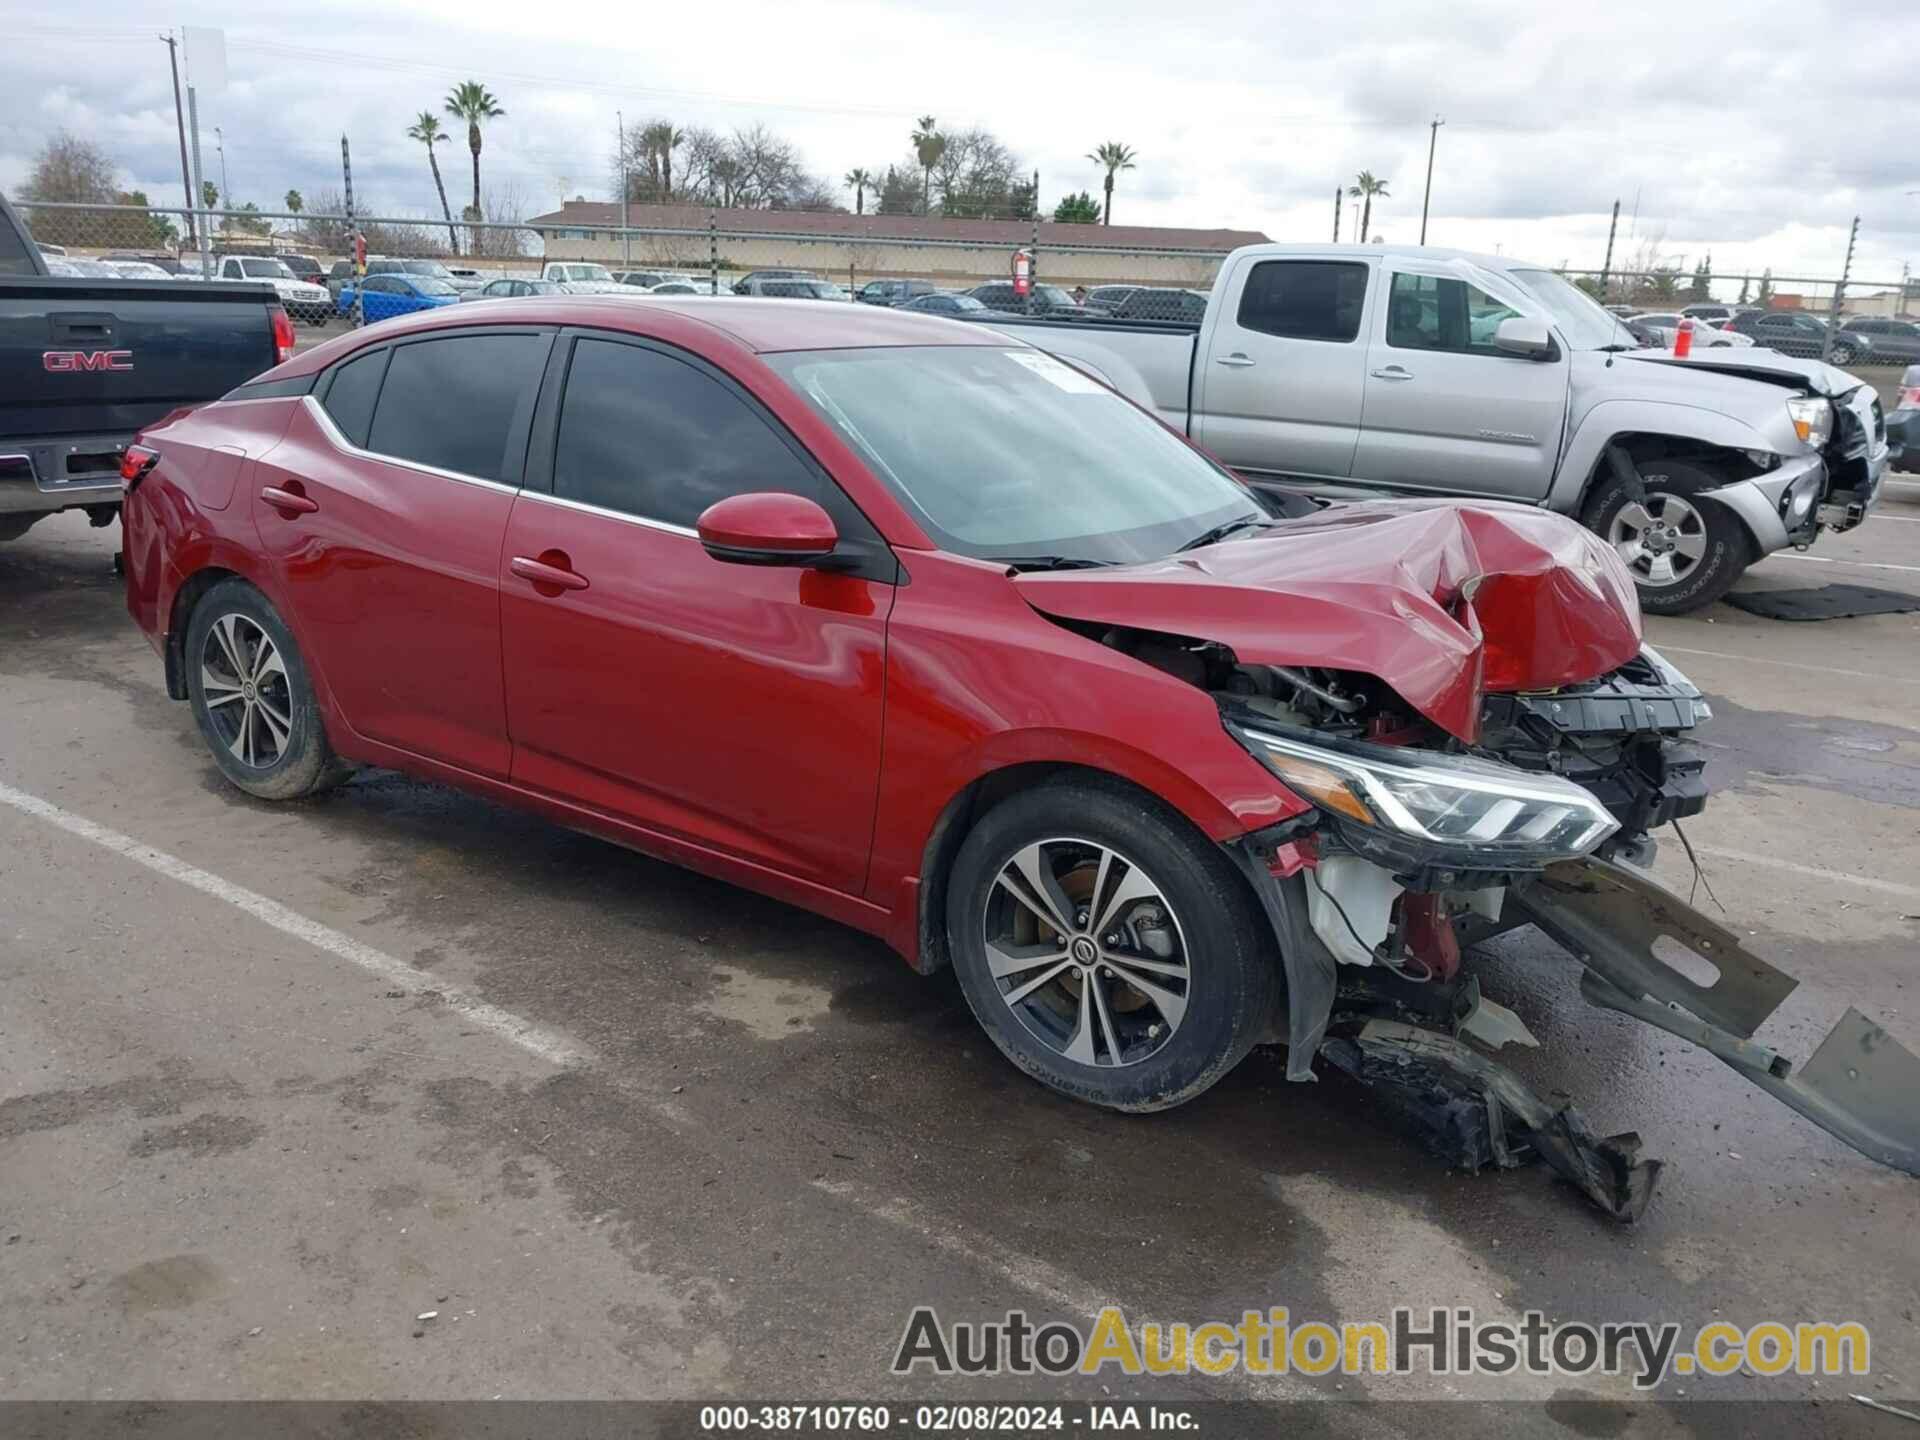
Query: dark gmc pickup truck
xmin=0 ymin=191 xmax=294 ymax=544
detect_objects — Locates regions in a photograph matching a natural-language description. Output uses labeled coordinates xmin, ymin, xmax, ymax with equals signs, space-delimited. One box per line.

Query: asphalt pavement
xmin=2 ymin=483 xmax=1918 ymax=1423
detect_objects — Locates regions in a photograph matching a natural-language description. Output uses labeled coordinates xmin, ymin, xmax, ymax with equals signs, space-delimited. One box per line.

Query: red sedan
xmin=122 ymin=294 xmax=1920 ymax=1213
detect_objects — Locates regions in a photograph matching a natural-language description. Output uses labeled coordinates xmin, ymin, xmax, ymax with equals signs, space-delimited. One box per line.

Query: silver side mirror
xmin=1493 ymin=316 xmax=1556 ymax=360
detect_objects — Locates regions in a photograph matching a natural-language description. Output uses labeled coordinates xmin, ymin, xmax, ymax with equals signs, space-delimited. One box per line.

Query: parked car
xmin=62 ymin=258 xmax=123 ymax=278
xmin=734 ymin=278 xmax=845 ymax=300
xmin=337 ymin=273 xmax=462 ymax=322
xmin=1626 ymin=312 xmax=1755 ymax=348
xmin=990 ymin=243 xmax=1887 ymax=614
xmin=1679 ymin=303 xmax=1737 ymax=325
xmin=276 ymin=254 xmax=327 ymax=287
xmin=541 ymin=261 xmax=628 ymax=294
xmin=462 ymin=278 xmax=569 ymax=301
xmin=856 ymin=279 xmax=940 ymax=307
xmin=1107 ymin=287 xmax=1210 ymax=324
xmin=0 ymin=188 xmax=294 ymax=546
xmin=214 ymin=254 xmax=334 ymax=323
xmin=1725 ymin=309 xmax=1873 ymax=365
xmin=393 ymin=258 xmax=482 ymax=295
xmin=1839 ymin=317 xmax=1920 ymax=364
xmin=103 ymin=260 xmax=174 ymax=281
xmin=105 ymin=252 xmax=185 ymax=274
xmin=900 ymin=292 xmax=1001 ymax=317
xmin=118 ymin=295 xmax=1920 ymax=1220
xmin=729 ymin=268 xmax=818 ymax=294
xmin=1889 ymin=363 xmax=1920 ymax=473
xmin=612 ymin=269 xmax=683 ymax=289
xmin=1087 ymin=285 xmax=1142 ymax=310
xmin=966 ymin=282 xmax=1090 ymax=317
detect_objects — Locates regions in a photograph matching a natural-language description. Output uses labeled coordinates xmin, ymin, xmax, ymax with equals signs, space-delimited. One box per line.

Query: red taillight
xmin=120 ymin=444 xmax=159 ymax=486
xmin=270 ymin=305 xmax=295 ymax=365
xmin=1901 ymin=386 xmax=1920 ymax=410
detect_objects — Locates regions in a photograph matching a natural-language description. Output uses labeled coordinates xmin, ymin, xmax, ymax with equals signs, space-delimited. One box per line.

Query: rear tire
xmin=944 ymin=776 xmax=1280 ymax=1113
xmin=185 ymin=578 xmax=346 ymax=800
xmin=1828 ymin=344 xmax=1856 ymax=366
xmin=1582 ymin=458 xmax=1751 ymax=616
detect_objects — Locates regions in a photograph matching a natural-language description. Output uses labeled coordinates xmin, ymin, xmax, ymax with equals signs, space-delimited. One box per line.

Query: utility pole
xmin=342 ymin=136 xmax=362 ymax=329
xmin=214 ymin=126 xmax=229 ymax=212
xmin=1599 ymin=198 xmax=1620 ymax=303
xmin=1419 ymin=116 xmax=1444 ymax=244
xmin=187 ymin=86 xmax=211 ymax=274
xmin=1821 ymin=215 xmax=1859 ymax=364
xmin=160 ymin=34 xmax=197 ymax=250
xmin=1333 ymin=186 xmax=1341 ymax=242
xmin=617 ymin=110 xmax=630 ymax=268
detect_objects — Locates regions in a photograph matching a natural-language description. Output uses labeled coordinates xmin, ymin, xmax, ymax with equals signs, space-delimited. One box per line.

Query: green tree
xmin=1053 ymin=190 xmax=1101 ymax=224
xmin=1086 ymin=142 xmax=1136 ymax=225
xmin=201 ymin=180 xmax=219 ymax=210
xmin=877 ymin=165 xmax=920 ymax=216
xmin=444 ymin=81 xmax=506 ymax=224
xmin=1757 ymin=268 xmax=1774 ymax=303
xmin=640 ymin=122 xmax=684 ymax=201
xmin=911 ymin=115 xmax=945 ymax=215
xmin=1736 ymin=274 xmax=1751 ymax=304
xmin=284 ymin=189 xmax=303 ymax=215
xmin=408 ymin=111 xmax=460 ymax=254
xmin=843 ymin=168 xmax=874 ymax=216
xmin=1348 ymin=170 xmax=1390 ymax=241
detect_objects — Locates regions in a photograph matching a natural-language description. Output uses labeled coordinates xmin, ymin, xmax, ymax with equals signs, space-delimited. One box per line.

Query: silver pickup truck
xmin=991 ymin=244 xmax=1888 ymax=613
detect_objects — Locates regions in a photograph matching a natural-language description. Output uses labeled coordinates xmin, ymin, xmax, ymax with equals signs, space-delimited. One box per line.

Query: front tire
xmin=945 ymin=777 xmax=1280 ymax=1113
xmin=1583 ymin=458 xmax=1751 ymax=615
xmin=1828 ymin=344 xmax=1856 ymax=366
xmin=185 ymin=579 xmax=345 ymax=800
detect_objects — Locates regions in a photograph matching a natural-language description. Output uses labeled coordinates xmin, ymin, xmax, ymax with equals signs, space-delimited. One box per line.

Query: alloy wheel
xmin=1609 ymin=492 xmax=1708 ymax=587
xmin=200 ymin=613 xmax=294 ymax=769
xmin=981 ymin=838 xmax=1191 ymax=1068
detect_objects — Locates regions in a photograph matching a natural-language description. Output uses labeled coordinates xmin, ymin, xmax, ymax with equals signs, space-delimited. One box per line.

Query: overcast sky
xmin=10 ymin=2 xmax=1920 ymax=290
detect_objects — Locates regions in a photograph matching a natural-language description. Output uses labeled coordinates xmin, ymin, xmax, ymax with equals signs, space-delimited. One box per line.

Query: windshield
xmin=1034 ymin=285 xmax=1078 ymax=307
xmin=241 ymin=259 xmax=294 ymax=278
xmin=565 ymin=264 xmax=613 ymax=282
xmin=404 ymin=260 xmax=452 ymax=278
xmin=768 ymin=346 xmax=1256 ymax=564
xmin=1507 ymin=268 xmax=1629 ymax=350
xmin=413 ymin=278 xmax=459 ymax=296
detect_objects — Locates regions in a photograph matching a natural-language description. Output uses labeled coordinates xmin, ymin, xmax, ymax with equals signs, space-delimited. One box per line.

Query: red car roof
xmin=275 ymin=296 xmax=1008 ymax=379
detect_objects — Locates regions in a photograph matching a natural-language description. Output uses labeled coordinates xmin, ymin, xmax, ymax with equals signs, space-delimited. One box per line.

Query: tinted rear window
xmin=1236 ymin=260 xmax=1369 ymax=342
xmin=321 ymin=348 xmax=389 ymax=448
xmin=366 ymin=334 xmax=546 ymax=481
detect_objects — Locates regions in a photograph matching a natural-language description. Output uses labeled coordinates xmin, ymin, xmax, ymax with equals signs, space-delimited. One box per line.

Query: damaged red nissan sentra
xmin=120 ymin=297 xmax=1919 ymax=1219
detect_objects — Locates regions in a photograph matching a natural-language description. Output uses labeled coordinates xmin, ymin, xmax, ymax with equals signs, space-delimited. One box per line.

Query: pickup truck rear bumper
xmin=0 ymin=434 xmax=127 ymax=516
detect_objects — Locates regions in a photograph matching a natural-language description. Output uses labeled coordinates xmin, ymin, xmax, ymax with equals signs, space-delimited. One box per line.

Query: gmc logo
xmin=43 ymin=350 xmax=133 ymax=372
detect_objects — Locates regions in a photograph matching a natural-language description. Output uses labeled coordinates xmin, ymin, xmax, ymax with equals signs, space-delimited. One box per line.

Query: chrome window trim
xmin=513 ymin=486 xmax=701 ymax=539
xmin=300 ymin=394 xmax=521 ymax=495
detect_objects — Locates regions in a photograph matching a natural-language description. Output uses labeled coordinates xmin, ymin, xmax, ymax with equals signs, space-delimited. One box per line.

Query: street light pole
xmin=215 ymin=126 xmax=229 ymax=210
xmin=1419 ymin=116 xmax=1444 ymax=244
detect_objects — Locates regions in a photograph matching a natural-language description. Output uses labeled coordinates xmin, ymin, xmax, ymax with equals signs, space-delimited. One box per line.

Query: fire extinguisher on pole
xmin=1673 ymin=317 xmax=1694 ymax=358
xmin=1012 ymin=247 xmax=1033 ymax=309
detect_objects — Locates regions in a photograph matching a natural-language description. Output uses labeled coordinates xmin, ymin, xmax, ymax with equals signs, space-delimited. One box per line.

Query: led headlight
xmin=1233 ymin=724 xmax=1619 ymax=862
xmin=1787 ymin=396 xmax=1833 ymax=447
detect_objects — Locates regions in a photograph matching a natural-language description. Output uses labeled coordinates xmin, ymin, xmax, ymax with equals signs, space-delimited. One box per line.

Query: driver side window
xmin=1386 ymin=272 xmax=1521 ymax=356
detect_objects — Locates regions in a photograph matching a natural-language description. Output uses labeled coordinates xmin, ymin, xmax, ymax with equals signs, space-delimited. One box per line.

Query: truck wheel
xmin=1583 ymin=459 xmax=1751 ymax=616
xmin=185 ymin=579 xmax=347 ymax=801
xmin=944 ymin=777 xmax=1280 ymax=1113
xmin=1827 ymin=344 xmax=1857 ymax=366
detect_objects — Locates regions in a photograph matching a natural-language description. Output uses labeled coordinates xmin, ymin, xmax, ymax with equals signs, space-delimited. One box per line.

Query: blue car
xmin=336 ymin=273 xmax=462 ymax=322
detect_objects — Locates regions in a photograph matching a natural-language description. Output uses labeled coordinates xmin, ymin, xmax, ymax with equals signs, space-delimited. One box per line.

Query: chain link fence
xmin=15 ymin=200 xmax=1228 ymax=327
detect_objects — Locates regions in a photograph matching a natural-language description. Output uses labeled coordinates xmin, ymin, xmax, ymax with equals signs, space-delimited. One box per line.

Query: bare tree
xmin=22 ymin=132 xmax=118 ymax=204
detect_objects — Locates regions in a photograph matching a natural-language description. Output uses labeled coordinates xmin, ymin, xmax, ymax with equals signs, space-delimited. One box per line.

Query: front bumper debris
xmin=1513 ymin=856 xmax=1920 ymax=1180
xmin=1322 ymin=1021 xmax=1661 ymax=1221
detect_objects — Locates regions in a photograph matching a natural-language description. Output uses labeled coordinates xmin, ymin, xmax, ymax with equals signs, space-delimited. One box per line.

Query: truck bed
xmin=970 ymin=313 xmax=1201 ymax=434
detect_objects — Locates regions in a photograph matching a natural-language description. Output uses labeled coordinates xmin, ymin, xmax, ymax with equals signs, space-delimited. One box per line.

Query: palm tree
xmin=407 ymin=112 xmax=460 ymax=254
xmin=1348 ymin=170 xmax=1390 ymax=242
xmin=844 ymin=168 xmax=874 ymax=216
xmin=641 ymin=121 xmax=683 ymax=201
xmin=1087 ymin=142 xmax=1137 ymax=226
xmin=444 ymin=81 xmax=506 ymax=228
xmin=283 ymin=189 xmax=303 ymax=216
xmin=911 ymin=116 xmax=944 ymax=216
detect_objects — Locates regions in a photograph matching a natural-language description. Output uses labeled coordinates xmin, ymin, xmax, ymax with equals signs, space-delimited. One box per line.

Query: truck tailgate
xmin=0 ymin=278 xmax=282 ymax=442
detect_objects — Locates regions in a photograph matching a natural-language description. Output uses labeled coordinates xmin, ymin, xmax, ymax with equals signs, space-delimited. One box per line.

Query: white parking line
xmin=810 ymin=1177 xmax=1320 ymax=1402
xmin=0 ymin=779 xmax=589 ymax=1068
xmin=1772 ymin=553 xmax=1920 ymax=575
xmin=1653 ymin=643 xmax=1920 ymax=687
xmin=1696 ymin=846 xmax=1920 ymax=903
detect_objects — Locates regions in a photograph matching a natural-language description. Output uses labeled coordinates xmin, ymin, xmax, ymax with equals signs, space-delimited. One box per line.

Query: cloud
xmin=6 ymin=2 xmax=1917 ymax=280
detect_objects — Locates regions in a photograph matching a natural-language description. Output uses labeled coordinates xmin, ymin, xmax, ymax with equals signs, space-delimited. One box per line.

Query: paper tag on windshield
xmin=1003 ymin=350 xmax=1105 ymax=394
